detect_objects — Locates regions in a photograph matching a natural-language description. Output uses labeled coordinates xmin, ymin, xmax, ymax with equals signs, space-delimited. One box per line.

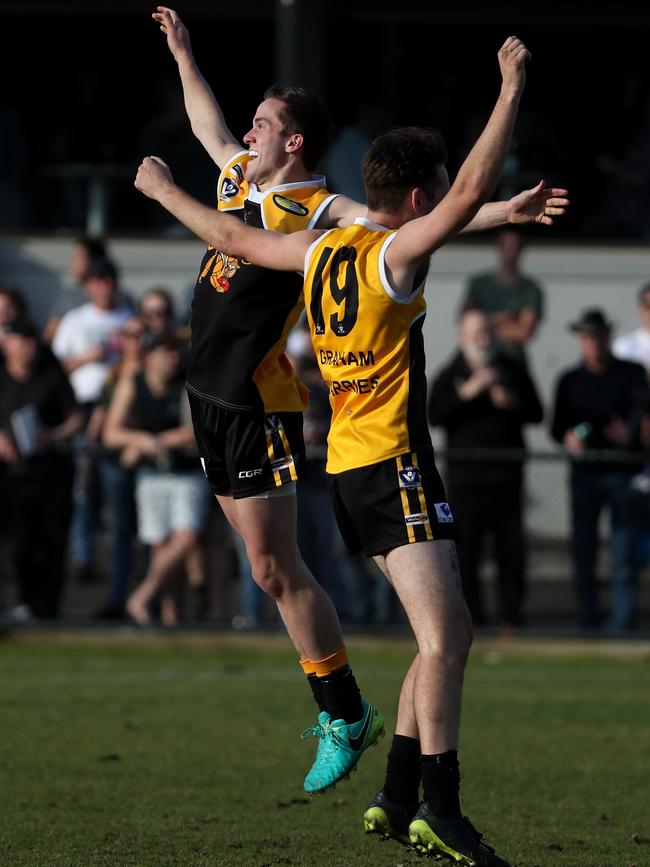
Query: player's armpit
xmin=383 ymin=188 xmax=483 ymax=294
xmin=317 ymin=194 xmax=367 ymax=229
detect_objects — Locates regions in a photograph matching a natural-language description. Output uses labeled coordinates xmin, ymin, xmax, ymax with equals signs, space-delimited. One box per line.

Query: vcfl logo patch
xmin=219 ymin=177 xmax=239 ymax=202
xmin=238 ymin=468 xmax=263 ymax=479
xmin=399 ymin=465 xmax=421 ymax=489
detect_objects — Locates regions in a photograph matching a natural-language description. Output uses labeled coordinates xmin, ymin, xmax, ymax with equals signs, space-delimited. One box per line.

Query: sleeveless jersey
xmin=131 ymin=372 xmax=197 ymax=472
xmin=303 ymin=217 xmax=432 ymax=474
xmin=187 ymin=150 xmax=337 ymax=413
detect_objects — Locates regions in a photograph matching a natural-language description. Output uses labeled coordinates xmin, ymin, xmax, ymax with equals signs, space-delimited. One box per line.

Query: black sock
xmin=319 ymin=665 xmax=364 ymax=724
xmin=383 ymin=734 xmax=421 ymax=806
xmin=306 ymin=672 xmax=328 ymax=713
xmin=419 ymin=751 xmax=461 ymax=818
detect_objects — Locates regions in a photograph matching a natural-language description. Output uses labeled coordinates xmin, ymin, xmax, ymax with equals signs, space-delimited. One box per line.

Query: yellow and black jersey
xmin=188 ymin=150 xmax=338 ymax=413
xmin=303 ymin=217 xmax=432 ymax=474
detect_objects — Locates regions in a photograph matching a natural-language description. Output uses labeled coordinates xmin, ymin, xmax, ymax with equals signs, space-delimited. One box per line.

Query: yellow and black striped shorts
xmin=327 ymin=450 xmax=457 ymax=556
xmin=188 ymin=392 xmax=304 ymax=499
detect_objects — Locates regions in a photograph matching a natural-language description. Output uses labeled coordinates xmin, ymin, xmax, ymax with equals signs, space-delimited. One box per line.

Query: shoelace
xmin=300 ymin=721 xmax=347 ymax=763
xmin=463 ymin=817 xmax=495 ymax=854
xmin=300 ymin=720 xmax=330 ymax=741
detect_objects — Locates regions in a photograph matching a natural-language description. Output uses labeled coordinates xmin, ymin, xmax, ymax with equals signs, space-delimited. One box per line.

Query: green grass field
xmin=1 ymin=632 xmax=649 ymax=867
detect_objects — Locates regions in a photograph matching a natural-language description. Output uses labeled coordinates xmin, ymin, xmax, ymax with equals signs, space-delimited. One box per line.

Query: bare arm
xmin=103 ymin=375 xmax=156 ymax=452
xmin=135 ymin=156 xmax=316 ymax=272
xmin=461 ymin=181 xmax=570 ymax=233
xmin=490 ymin=307 xmax=540 ymax=343
xmin=152 ymin=7 xmax=240 ymax=168
xmin=385 ymin=37 xmax=530 ymax=290
xmin=41 ymin=409 xmax=84 ymax=448
xmin=60 ymin=345 xmax=105 ymax=374
xmin=157 ymin=395 xmax=196 ymax=450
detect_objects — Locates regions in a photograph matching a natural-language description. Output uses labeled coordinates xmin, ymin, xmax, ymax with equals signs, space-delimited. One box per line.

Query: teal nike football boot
xmin=301 ymin=700 xmax=384 ymax=794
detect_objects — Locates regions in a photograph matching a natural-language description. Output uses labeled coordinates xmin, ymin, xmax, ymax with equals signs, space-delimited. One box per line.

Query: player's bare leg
xmin=218 ymin=490 xmax=383 ymax=792
xmin=363 ymin=649 xmax=421 ymax=844
xmin=375 ymin=540 xmax=508 ymax=865
xmin=364 ymin=545 xmax=470 ymax=845
xmin=386 ymin=540 xmax=472 ymax=753
xmin=217 ymin=492 xmax=343 ymax=660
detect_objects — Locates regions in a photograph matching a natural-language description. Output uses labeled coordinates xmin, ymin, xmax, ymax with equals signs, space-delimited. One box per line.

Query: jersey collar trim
xmin=247 ymin=175 xmax=327 ymax=204
xmin=354 ymin=216 xmax=391 ymax=231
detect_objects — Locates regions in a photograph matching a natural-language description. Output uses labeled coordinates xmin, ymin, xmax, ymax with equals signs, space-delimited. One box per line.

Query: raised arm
xmin=135 ymin=156 xmax=316 ymax=272
xmin=461 ymin=181 xmax=570 ymax=233
xmin=385 ymin=37 xmax=529 ymax=288
xmin=152 ymin=6 xmax=241 ymax=168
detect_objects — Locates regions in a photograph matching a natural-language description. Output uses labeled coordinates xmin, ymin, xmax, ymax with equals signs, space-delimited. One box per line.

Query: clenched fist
xmin=498 ymin=36 xmax=531 ymax=94
xmin=134 ymin=156 xmax=174 ymax=200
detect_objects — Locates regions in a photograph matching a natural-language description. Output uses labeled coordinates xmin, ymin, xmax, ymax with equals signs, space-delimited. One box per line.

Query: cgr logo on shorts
xmin=399 ymin=466 xmax=421 ymax=489
xmin=238 ymin=468 xmax=263 ymax=479
xmin=434 ymin=502 xmax=454 ymax=523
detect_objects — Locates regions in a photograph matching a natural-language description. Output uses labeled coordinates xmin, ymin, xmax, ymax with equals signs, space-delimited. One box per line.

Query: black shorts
xmin=188 ymin=393 xmax=305 ymax=499
xmin=328 ymin=450 xmax=458 ymax=557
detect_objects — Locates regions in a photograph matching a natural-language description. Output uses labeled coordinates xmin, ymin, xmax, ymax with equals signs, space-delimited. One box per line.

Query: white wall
xmin=3 ymin=236 xmax=649 ymax=536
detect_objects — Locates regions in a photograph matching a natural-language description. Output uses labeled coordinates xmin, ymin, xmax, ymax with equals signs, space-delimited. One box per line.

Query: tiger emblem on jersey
xmin=201 ymin=249 xmax=242 ymax=293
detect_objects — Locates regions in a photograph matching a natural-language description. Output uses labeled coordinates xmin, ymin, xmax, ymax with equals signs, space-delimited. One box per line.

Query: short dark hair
xmin=140 ymin=287 xmax=175 ymax=318
xmin=3 ymin=317 xmax=38 ymax=339
xmin=263 ymin=85 xmax=334 ymax=172
xmin=638 ymin=282 xmax=650 ymax=303
xmin=84 ymin=257 xmax=117 ymax=282
xmin=362 ymin=127 xmax=448 ymax=212
xmin=0 ymin=286 xmax=28 ymax=318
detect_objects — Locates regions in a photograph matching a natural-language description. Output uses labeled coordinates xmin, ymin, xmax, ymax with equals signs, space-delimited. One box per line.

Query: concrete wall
xmin=3 ymin=236 xmax=649 ymax=536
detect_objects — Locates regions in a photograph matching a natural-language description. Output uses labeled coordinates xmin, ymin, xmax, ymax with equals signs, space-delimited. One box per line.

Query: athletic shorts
xmin=136 ymin=468 xmax=210 ymax=545
xmin=327 ymin=450 xmax=458 ymax=557
xmin=188 ymin=392 xmax=305 ymax=499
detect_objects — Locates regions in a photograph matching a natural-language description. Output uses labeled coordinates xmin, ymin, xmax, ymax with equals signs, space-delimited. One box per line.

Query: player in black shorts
xmin=136 ymin=32 xmax=569 ymax=864
xmin=150 ymin=7 xmax=383 ymax=793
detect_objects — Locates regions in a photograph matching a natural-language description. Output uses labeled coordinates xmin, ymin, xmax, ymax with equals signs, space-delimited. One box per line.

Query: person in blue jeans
xmin=86 ymin=316 xmax=146 ymax=618
xmin=551 ymin=308 xmax=649 ymax=631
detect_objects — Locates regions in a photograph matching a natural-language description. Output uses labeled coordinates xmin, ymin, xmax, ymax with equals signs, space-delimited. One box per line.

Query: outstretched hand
xmin=507 ymin=180 xmax=570 ymax=226
xmin=135 ymin=156 xmax=175 ymax=200
xmin=152 ymin=6 xmax=191 ymax=59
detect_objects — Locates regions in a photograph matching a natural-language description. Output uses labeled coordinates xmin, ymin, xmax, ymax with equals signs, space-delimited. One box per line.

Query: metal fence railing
xmin=1 ymin=448 xmax=648 ymax=628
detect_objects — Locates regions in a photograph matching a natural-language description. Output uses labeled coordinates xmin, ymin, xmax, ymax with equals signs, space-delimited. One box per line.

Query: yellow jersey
xmin=303 ymin=217 xmax=432 ymax=474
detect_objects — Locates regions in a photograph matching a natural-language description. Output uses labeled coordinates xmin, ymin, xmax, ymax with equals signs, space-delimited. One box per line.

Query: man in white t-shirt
xmin=52 ymin=258 xmax=132 ymax=406
xmin=52 ymin=257 xmax=132 ymax=586
xmin=612 ymin=283 xmax=650 ymax=372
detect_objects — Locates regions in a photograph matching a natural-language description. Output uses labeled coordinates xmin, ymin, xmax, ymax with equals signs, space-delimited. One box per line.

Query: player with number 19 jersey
xmin=303 ymin=217 xmax=457 ymax=555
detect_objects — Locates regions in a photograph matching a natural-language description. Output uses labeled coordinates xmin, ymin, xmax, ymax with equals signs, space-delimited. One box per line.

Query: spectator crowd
xmin=0 ymin=233 xmax=649 ymax=633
